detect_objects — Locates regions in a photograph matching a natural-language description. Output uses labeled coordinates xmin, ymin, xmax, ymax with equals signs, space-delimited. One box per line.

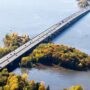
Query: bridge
xmin=0 ymin=7 xmax=90 ymax=70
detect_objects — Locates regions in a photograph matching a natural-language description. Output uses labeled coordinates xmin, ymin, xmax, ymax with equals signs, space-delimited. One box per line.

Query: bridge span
xmin=0 ymin=7 xmax=90 ymax=70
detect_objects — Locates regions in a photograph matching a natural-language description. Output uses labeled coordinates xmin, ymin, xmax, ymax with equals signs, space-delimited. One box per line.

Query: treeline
xmin=20 ymin=43 xmax=90 ymax=70
xmin=0 ymin=69 xmax=49 ymax=90
xmin=0 ymin=32 xmax=30 ymax=58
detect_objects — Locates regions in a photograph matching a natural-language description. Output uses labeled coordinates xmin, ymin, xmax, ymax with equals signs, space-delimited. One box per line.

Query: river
xmin=0 ymin=0 xmax=90 ymax=90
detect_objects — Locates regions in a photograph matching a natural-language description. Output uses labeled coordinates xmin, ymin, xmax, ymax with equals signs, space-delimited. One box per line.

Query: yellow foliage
xmin=69 ymin=85 xmax=83 ymax=90
xmin=22 ymin=57 xmax=30 ymax=62
xmin=10 ymin=83 xmax=18 ymax=90
xmin=39 ymin=81 xmax=46 ymax=90
xmin=7 ymin=75 xmax=19 ymax=90
xmin=29 ymin=80 xmax=35 ymax=86
xmin=0 ymin=62 xmax=48 ymax=90
xmin=39 ymin=85 xmax=46 ymax=90
xmin=22 ymin=73 xmax=28 ymax=80
xmin=4 ymin=85 xmax=10 ymax=90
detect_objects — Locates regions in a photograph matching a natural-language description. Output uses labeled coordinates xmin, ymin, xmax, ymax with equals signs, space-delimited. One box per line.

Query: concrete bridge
xmin=0 ymin=7 xmax=90 ymax=70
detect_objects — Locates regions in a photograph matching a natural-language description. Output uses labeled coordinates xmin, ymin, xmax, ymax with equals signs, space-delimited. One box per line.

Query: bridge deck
xmin=0 ymin=7 xmax=90 ymax=70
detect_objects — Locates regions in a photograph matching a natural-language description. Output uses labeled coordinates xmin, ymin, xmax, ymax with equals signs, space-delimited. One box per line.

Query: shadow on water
xmin=4 ymin=47 xmax=35 ymax=72
xmin=47 ymin=11 xmax=89 ymax=42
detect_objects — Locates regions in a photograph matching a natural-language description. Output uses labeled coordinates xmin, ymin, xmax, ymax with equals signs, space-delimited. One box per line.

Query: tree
xmin=77 ymin=0 xmax=90 ymax=8
xmin=69 ymin=85 xmax=83 ymax=90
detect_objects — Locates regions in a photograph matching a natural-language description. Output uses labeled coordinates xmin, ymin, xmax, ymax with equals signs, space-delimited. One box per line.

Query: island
xmin=20 ymin=43 xmax=90 ymax=71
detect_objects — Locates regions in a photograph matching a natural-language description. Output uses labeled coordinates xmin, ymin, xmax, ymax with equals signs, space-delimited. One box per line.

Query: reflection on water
xmin=13 ymin=67 xmax=90 ymax=90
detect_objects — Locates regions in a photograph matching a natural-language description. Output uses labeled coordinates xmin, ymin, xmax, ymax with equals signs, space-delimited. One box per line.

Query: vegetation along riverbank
xmin=0 ymin=32 xmax=30 ymax=58
xmin=0 ymin=33 xmax=89 ymax=90
xmin=20 ymin=43 xmax=90 ymax=71
xmin=0 ymin=69 xmax=49 ymax=90
xmin=0 ymin=68 xmax=84 ymax=90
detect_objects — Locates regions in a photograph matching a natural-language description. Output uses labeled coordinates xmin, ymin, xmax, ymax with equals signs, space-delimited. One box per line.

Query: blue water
xmin=53 ymin=13 xmax=90 ymax=54
xmin=0 ymin=0 xmax=90 ymax=90
xmin=0 ymin=0 xmax=78 ymax=44
xmin=14 ymin=67 xmax=90 ymax=90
